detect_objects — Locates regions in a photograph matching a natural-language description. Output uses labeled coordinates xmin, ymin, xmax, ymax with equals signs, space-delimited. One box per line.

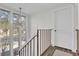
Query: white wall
xmin=30 ymin=4 xmax=78 ymax=52
xmin=30 ymin=11 xmax=54 ymax=37
xmin=30 ymin=10 xmax=55 ymax=55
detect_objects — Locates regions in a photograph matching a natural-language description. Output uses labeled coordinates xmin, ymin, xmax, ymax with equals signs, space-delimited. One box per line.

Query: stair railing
xmin=18 ymin=29 xmax=52 ymax=56
xmin=19 ymin=34 xmax=37 ymax=56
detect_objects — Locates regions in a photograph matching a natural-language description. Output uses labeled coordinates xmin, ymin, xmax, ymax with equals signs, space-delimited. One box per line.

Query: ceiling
xmin=0 ymin=3 xmax=74 ymax=15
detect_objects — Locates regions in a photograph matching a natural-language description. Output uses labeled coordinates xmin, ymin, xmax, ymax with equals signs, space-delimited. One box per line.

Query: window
xmin=0 ymin=9 xmax=27 ymax=56
xmin=0 ymin=9 xmax=10 ymax=56
xmin=12 ymin=14 xmax=26 ymax=55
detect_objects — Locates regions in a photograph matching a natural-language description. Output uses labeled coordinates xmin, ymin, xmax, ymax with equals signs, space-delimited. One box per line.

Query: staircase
xmin=18 ymin=29 xmax=77 ymax=56
xmin=18 ymin=29 xmax=52 ymax=56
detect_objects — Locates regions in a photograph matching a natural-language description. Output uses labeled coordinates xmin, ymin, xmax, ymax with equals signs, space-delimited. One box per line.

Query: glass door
xmin=0 ymin=9 xmax=27 ymax=56
xmin=12 ymin=14 xmax=19 ymax=56
xmin=19 ymin=16 xmax=26 ymax=46
xmin=0 ymin=9 xmax=10 ymax=56
xmin=12 ymin=14 xmax=26 ymax=56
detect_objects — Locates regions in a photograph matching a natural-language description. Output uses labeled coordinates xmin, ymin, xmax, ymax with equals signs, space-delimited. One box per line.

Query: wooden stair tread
xmin=41 ymin=46 xmax=55 ymax=56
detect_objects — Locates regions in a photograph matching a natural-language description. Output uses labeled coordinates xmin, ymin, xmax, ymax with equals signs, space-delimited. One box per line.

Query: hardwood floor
xmin=53 ymin=50 xmax=73 ymax=56
xmin=41 ymin=46 xmax=76 ymax=56
xmin=41 ymin=46 xmax=55 ymax=56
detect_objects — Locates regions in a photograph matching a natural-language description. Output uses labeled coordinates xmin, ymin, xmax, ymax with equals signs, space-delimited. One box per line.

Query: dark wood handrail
xmin=19 ymin=35 xmax=37 ymax=52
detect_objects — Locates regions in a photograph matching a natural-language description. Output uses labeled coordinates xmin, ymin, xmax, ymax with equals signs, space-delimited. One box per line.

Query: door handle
xmin=54 ymin=30 xmax=56 ymax=32
xmin=76 ymin=29 xmax=78 ymax=31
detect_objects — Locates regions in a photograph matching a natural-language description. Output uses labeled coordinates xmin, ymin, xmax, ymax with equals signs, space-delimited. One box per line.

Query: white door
xmin=55 ymin=6 xmax=74 ymax=49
